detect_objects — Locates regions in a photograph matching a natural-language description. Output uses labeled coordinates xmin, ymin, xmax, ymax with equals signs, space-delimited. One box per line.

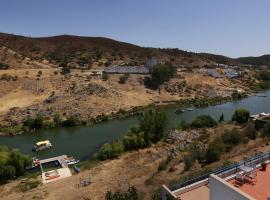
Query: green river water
xmin=0 ymin=90 xmax=270 ymax=160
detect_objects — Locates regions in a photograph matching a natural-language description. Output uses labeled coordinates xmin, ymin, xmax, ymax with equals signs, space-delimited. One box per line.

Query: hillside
xmin=0 ymin=33 xmax=269 ymax=68
xmin=0 ymin=33 xmax=217 ymax=68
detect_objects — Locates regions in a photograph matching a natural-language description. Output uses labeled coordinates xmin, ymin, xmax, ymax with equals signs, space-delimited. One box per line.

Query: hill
xmin=0 ymin=32 xmax=269 ymax=68
xmin=0 ymin=33 xmax=221 ymax=68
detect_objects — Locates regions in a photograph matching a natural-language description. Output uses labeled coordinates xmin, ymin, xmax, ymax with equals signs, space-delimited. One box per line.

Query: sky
xmin=0 ymin=0 xmax=270 ymax=58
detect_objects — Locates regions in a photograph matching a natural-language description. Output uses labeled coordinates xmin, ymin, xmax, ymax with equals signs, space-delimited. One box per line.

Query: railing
xmin=169 ymin=151 xmax=270 ymax=191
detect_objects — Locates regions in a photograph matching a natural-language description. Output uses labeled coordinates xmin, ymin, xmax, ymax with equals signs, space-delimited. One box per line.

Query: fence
xmin=169 ymin=151 xmax=270 ymax=192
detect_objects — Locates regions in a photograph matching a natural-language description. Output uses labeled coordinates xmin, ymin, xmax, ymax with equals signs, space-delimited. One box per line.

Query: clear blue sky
xmin=1 ymin=0 xmax=270 ymax=58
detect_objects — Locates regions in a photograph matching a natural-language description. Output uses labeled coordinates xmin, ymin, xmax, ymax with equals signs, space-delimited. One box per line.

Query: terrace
xmin=162 ymin=152 xmax=270 ymax=200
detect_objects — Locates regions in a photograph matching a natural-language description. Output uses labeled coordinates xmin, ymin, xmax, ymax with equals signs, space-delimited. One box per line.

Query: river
xmin=1 ymin=90 xmax=270 ymax=160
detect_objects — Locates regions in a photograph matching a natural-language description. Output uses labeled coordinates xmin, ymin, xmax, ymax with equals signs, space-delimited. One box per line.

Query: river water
xmin=1 ymin=90 xmax=270 ymax=160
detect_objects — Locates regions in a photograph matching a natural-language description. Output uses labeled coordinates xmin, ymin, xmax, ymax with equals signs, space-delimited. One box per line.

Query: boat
xmin=32 ymin=140 xmax=52 ymax=152
xmin=64 ymin=157 xmax=80 ymax=165
xmin=186 ymin=108 xmax=194 ymax=111
xmin=174 ymin=109 xmax=185 ymax=114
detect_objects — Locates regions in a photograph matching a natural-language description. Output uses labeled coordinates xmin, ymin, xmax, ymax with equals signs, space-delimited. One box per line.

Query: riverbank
xmin=0 ymin=92 xmax=246 ymax=136
xmin=1 ymin=120 xmax=270 ymax=200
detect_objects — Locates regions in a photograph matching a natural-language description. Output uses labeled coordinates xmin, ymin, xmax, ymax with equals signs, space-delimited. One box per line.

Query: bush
xmin=183 ymin=154 xmax=195 ymax=171
xmin=232 ymin=108 xmax=250 ymax=124
xmin=191 ymin=115 xmax=217 ymax=128
xmin=205 ymin=138 xmax=224 ymax=163
xmin=177 ymin=120 xmax=191 ymax=130
xmin=262 ymin=122 xmax=270 ymax=138
xmin=62 ymin=115 xmax=79 ymax=127
xmin=96 ymin=143 xmax=113 ymax=160
xmin=96 ymin=140 xmax=124 ymax=160
xmin=105 ymin=186 xmax=139 ymax=200
xmin=119 ymin=74 xmax=129 ymax=84
xmin=53 ymin=112 xmax=62 ymax=125
xmin=122 ymin=132 xmax=146 ymax=151
xmin=221 ymin=129 xmax=243 ymax=151
xmin=244 ymin=123 xmax=257 ymax=140
xmin=24 ymin=112 xmax=44 ymax=129
xmin=102 ymin=73 xmax=109 ymax=81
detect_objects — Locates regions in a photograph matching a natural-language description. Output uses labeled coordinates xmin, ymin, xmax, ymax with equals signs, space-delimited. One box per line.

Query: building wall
xmin=209 ymin=175 xmax=255 ymax=200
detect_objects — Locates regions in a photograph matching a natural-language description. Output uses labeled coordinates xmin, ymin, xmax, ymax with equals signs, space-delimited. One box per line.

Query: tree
xmin=139 ymin=108 xmax=168 ymax=145
xmin=144 ymin=63 xmax=176 ymax=89
xmin=232 ymin=108 xmax=250 ymax=124
xmin=219 ymin=113 xmax=224 ymax=123
xmin=0 ymin=146 xmax=31 ymax=182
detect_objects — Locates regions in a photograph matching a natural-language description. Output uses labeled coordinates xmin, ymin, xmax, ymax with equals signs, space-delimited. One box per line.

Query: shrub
xmin=96 ymin=143 xmax=113 ymax=160
xmin=232 ymin=108 xmax=250 ymax=124
xmin=102 ymin=73 xmax=109 ymax=81
xmin=110 ymin=140 xmax=125 ymax=158
xmin=183 ymin=154 xmax=195 ymax=171
xmin=177 ymin=120 xmax=191 ymax=130
xmin=105 ymin=186 xmax=139 ymax=200
xmin=205 ymin=138 xmax=224 ymax=163
xmin=244 ymin=123 xmax=257 ymax=140
xmin=122 ymin=132 xmax=146 ymax=151
xmin=191 ymin=115 xmax=217 ymax=128
xmin=262 ymin=122 xmax=270 ymax=138
xmin=24 ymin=112 xmax=44 ymax=129
xmin=119 ymin=74 xmax=129 ymax=84
xmin=62 ymin=115 xmax=79 ymax=127
xmin=53 ymin=112 xmax=62 ymax=125
xmin=221 ymin=129 xmax=243 ymax=151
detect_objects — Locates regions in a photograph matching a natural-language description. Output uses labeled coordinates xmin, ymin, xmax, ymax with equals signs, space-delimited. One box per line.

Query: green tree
xmin=139 ymin=108 xmax=168 ymax=145
xmin=219 ymin=113 xmax=224 ymax=123
xmin=144 ymin=63 xmax=176 ymax=89
xmin=232 ymin=108 xmax=250 ymax=124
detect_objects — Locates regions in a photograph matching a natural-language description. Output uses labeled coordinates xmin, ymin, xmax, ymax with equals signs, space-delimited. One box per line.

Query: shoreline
xmin=0 ymin=92 xmax=250 ymax=136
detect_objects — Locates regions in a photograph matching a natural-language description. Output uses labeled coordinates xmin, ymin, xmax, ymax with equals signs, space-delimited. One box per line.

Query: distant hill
xmin=237 ymin=55 xmax=270 ymax=66
xmin=0 ymin=33 xmax=269 ymax=68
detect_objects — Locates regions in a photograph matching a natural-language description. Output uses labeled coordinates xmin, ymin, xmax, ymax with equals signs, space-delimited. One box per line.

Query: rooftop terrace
xmin=162 ymin=152 xmax=270 ymax=200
